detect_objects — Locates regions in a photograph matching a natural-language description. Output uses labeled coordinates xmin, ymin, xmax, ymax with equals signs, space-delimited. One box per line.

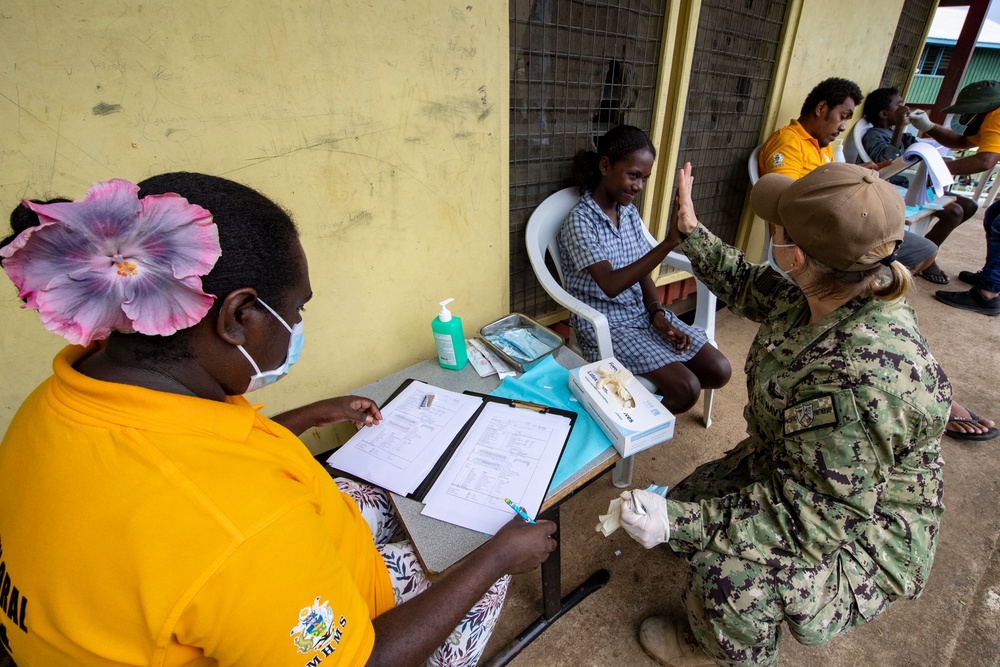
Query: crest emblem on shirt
xmin=771 ymin=153 xmax=784 ymax=167
xmin=794 ymin=403 xmax=814 ymax=428
xmin=290 ymin=596 xmax=344 ymax=657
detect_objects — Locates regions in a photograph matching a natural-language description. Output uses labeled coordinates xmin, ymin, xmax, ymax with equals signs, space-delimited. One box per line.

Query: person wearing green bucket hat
xmin=888 ymin=82 xmax=1000 ymax=436
xmin=908 ymin=79 xmax=1000 ymax=183
xmin=907 ymin=81 xmax=1000 ymax=318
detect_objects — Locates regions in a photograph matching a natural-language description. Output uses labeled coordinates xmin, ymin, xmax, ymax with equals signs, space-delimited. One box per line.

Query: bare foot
xmin=947 ymin=401 xmax=996 ymax=435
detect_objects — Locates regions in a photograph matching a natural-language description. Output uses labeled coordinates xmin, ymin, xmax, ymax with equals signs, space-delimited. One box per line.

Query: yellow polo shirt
xmin=967 ymin=107 xmax=1000 ymax=154
xmin=0 ymin=345 xmax=393 ymax=666
xmin=758 ymin=119 xmax=834 ymax=178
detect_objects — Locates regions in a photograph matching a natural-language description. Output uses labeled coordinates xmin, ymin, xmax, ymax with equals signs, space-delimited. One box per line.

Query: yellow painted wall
xmin=0 ymin=2 xmax=509 ymax=452
xmin=736 ymin=0 xmax=907 ymax=257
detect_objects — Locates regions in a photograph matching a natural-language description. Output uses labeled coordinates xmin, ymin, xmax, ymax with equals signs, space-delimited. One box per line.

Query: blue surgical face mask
xmin=767 ymin=238 xmax=798 ymax=284
xmin=237 ymin=298 xmax=304 ymax=393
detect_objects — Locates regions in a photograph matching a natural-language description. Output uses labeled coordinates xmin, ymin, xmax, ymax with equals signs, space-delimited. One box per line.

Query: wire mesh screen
xmin=509 ymin=0 xmax=667 ymax=318
xmin=880 ymin=0 xmax=936 ymax=90
xmin=674 ymin=0 xmax=789 ymax=249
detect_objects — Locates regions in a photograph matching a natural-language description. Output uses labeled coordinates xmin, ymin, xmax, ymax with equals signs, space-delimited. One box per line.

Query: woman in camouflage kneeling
xmin=614 ymin=162 xmax=950 ymax=667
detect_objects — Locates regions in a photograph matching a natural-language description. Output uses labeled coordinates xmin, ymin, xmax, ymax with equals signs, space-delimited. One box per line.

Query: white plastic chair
xmin=748 ymin=145 xmax=762 ymax=185
xmin=850 ymin=119 xmax=873 ymax=163
xmin=972 ymin=163 xmax=1000 ymax=203
xmin=851 ymin=118 xmax=921 ymax=164
xmin=748 ymin=144 xmax=771 ymax=261
xmin=525 ymin=188 xmax=718 ymax=487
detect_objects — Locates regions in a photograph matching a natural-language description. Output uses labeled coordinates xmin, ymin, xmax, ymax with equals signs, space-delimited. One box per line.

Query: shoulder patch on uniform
xmin=783 ymin=394 xmax=838 ymax=435
xmin=771 ymin=152 xmax=784 ymax=167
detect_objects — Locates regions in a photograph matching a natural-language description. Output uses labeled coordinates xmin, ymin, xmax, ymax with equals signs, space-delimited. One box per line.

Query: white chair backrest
xmin=851 ymin=118 xmax=873 ymax=163
xmin=524 ymin=188 xmax=581 ymax=286
xmin=526 ymin=188 xmax=664 ymax=279
xmin=525 ymin=187 xmax=616 ymax=360
xmin=748 ymin=145 xmax=762 ymax=185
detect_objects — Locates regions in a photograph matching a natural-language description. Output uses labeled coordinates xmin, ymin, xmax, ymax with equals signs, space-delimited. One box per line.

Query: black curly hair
xmin=136 ymin=172 xmax=301 ymax=310
xmin=570 ymin=125 xmax=656 ymax=192
xmin=801 ymin=77 xmax=864 ymax=117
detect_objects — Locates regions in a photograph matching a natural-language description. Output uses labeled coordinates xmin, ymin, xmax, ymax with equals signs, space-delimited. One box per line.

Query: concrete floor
xmin=484 ymin=213 xmax=1000 ymax=667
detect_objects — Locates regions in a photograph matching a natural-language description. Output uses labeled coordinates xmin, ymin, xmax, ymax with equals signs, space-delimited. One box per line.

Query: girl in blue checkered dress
xmin=557 ymin=125 xmax=732 ymax=414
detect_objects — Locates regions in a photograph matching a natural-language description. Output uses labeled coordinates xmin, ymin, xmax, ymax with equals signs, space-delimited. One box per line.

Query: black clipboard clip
xmin=510 ymin=399 xmax=549 ymax=413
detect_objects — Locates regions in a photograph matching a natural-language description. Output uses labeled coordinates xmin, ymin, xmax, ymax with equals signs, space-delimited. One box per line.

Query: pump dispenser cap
xmin=438 ymin=298 xmax=455 ymax=322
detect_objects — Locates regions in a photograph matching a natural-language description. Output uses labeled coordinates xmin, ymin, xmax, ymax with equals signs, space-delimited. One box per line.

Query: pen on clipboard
xmin=504 ymin=498 xmax=536 ymax=524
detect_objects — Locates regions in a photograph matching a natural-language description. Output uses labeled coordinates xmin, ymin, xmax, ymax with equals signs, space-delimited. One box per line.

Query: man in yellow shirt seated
xmin=758 ymin=77 xmax=862 ymax=178
xmin=758 ymin=77 xmax=939 ymax=275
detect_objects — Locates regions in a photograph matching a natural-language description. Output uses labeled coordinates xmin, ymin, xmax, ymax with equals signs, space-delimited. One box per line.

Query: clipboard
xmin=326 ymin=378 xmax=577 ymax=502
xmin=408 ymin=390 xmax=577 ymax=503
xmin=364 ymin=383 xmax=576 ymax=575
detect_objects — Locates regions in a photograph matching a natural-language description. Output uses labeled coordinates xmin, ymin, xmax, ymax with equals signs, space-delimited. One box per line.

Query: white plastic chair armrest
xmin=661 ymin=250 xmax=717 ymax=342
xmin=531 ymin=271 xmax=614 ymax=359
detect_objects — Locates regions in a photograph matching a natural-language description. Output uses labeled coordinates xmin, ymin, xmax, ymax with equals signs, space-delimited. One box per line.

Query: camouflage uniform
xmin=664 ymin=225 xmax=951 ymax=667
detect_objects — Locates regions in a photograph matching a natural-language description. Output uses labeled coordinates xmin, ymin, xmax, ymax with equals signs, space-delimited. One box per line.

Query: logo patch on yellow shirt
xmin=771 ymin=152 xmax=784 ymax=167
xmin=290 ymin=596 xmax=346 ymax=658
xmin=783 ymin=394 xmax=838 ymax=435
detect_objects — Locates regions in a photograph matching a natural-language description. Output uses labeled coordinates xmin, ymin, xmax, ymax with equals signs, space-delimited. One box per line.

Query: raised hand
xmin=674 ymin=162 xmax=698 ymax=236
xmin=891 ymin=103 xmax=911 ymax=128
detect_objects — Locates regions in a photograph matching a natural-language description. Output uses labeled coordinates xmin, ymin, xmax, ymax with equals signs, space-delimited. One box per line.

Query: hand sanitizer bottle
xmin=432 ymin=298 xmax=468 ymax=370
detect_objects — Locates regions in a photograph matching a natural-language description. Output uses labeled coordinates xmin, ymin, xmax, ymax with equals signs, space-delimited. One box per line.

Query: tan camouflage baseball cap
xmin=750 ymin=163 xmax=905 ymax=272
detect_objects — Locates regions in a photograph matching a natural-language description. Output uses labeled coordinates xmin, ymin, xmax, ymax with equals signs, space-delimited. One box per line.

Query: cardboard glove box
xmin=568 ymin=358 xmax=675 ymax=457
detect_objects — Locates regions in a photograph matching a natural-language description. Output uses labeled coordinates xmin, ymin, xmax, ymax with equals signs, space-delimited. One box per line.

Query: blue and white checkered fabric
xmin=557 ymin=192 xmax=707 ymax=373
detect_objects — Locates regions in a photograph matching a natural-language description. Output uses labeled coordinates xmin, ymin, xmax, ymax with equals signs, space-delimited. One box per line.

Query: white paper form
xmin=326 ymin=381 xmax=482 ymax=495
xmin=420 ymin=402 xmax=572 ymax=534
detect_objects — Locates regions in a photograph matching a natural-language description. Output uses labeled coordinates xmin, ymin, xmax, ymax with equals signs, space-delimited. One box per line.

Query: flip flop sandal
xmin=916 ymin=269 xmax=950 ymax=285
xmin=945 ymin=410 xmax=999 ymax=441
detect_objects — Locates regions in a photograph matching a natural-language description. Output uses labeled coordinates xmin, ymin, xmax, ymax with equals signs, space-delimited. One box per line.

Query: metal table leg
xmin=482 ymin=506 xmax=610 ymax=666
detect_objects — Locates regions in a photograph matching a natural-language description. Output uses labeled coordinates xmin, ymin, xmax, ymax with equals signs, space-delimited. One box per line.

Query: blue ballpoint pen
xmin=504 ymin=497 xmax=536 ymax=524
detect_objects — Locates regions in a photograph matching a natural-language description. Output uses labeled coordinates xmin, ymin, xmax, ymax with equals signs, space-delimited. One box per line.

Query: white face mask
xmin=767 ymin=238 xmax=798 ymax=284
xmin=237 ymin=298 xmax=304 ymax=393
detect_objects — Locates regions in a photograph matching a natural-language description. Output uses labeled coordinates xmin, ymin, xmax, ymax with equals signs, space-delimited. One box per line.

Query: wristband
xmin=650 ymin=307 xmax=668 ymax=323
xmin=646 ymin=301 xmax=662 ymax=315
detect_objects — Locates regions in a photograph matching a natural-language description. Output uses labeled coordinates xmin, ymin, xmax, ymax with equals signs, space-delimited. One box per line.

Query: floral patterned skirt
xmin=335 ymin=478 xmax=510 ymax=667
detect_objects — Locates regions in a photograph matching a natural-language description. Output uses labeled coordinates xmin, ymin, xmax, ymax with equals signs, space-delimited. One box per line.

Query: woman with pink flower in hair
xmin=0 ymin=173 xmax=555 ymax=667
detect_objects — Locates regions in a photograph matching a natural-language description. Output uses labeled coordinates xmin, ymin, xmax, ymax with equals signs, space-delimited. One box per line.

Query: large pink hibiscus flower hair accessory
xmin=1 ymin=179 xmax=221 ymax=346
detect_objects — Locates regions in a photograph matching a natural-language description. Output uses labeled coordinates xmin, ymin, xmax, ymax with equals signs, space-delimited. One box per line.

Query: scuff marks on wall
xmin=92 ymin=102 xmax=123 ymax=115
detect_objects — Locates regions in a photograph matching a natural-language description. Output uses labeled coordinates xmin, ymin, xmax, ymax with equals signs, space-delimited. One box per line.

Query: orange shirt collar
xmin=787 ymin=119 xmax=821 ymax=150
xmin=47 ymin=345 xmax=283 ymax=442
